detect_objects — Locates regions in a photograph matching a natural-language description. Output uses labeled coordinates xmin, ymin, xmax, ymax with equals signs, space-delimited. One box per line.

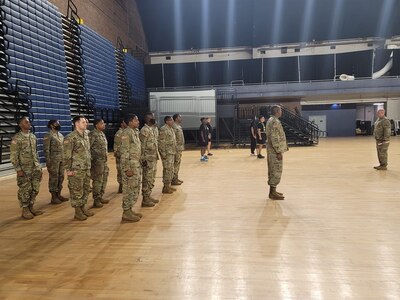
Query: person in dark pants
xmin=250 ymin=117 xmax=257 ymax=156
xmin=206 ymin=117 xmax=213 ymax=156
xmin=256 ymin=115 xmax=266 ymax=159
xmin=199 ymin=117 xmax=209 ymax=161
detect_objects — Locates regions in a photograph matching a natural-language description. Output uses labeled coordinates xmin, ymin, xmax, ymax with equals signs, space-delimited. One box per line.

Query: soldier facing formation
xmin=373 ymin=108 xmax=391 ymax=170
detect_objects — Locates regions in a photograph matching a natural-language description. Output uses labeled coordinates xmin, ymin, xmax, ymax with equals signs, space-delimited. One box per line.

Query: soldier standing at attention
xmin=266 ymin=106 xmax=288 ymax=200
xmin=172 ymin=113 xmax=185 ymax=186
xmin=158 ymin=116 xmax=177 ymax=194
xmin=114 ymin=119 xmax=127 ymax=193
xmin=373 ymin=108 xmax=391 ymax=170
xmin=120 ymin=114 xmax=143 ymax=222
xmin=10 ymin=116 xmax=44 ymax=219
xmin=139 ymin=112 xmax=159 ymax=207
xmin=64 ymin=116 xmax=94 ymax=221
xmin=89 ymin=119 xmax=109 ymax=208
xmin=43 ymin=120 xmax=68 ymax=204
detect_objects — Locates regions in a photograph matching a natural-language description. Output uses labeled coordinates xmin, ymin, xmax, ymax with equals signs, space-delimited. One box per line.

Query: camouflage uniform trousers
xmin=68 ymin=169 xmax=91 ymax=208
xmin=122 ymin=166 xmax=142 ymax=210
xmin=17 ymin=168 xmax=42 ymax=207
xmin=172 ymin=151 xmax=182 ymax=182
xmin=267 ymin=150 xmax=283 ymax=187
xmin=142 ymin=160 xmax=157 ymax=197
xmin=116 ymin=157 xmax=122 ymax=185
xmin=91 ymin=161 xmax=109 ymax=201
xmin=48 ymin=160 xmax=65 ymax=193
xmin=161 ymin=154 xmax=175 ymax=184
xmin=376 ymin=142 xmax=389 ymax=167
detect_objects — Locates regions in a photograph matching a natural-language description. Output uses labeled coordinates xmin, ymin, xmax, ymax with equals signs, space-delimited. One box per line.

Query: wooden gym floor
xmin=0 ymin=137 xmax=399 ymax=299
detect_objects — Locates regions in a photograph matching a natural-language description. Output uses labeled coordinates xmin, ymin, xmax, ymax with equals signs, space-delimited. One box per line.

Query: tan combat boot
xmin=122 ymin=209 xmax=140 ymax=222
xmin=57 ymin=192 xmax=69 ymax=202
xmin=133 ymin=211 xmax=143 ymax=218
xmin=142 ymin=196 xmax=155 ymax=207
xmin=269 ymin=187 xmax=285 ymax=200
xmin=93 ymin=200 xmax=103 ymax=208
xmin=171 ymin=180 xmax=182 ymax=186
xmin=148 ymin=195 xmax=159 ymax=203
xmin=21 ymin=207 xmax=34 ymax=220
xmin=29 ymin=204 xmax=44 ymax=216
xmin=162 ymin=184 xmax=173 ymax=194
xmin=81 ymin=205 xmax=95 ymax=217
xmin=74 ymin=207 xmax=87 ymax=221
xmin=51 ymin=192 xmax=62 ymax=204
xmin=100 ymin=198 xmax=110 ymax=204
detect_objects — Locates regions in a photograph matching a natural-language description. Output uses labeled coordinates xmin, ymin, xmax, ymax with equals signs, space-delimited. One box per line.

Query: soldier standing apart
xmin=120 ymin=115 xmax=143 ymax=222
xmin=114 ymin=119 xmax=127 ymax=193
xmin=158 ymin=116 xmax=177 ymax=194
xmin=64 ymin=116 xmax=94 ymax=221
xmin=10 ymin=117 xmax=44 ymax=219
xmin=89 ymin=119 xmax=109 ymax=208
xmin=373 ymin=108 xmax=391 ymax=170
xmin=172 ymin=113 xmax=185 ymax=185
xmin=43 ymin=120 xmax=68 ymax=204
xmin=139 ymin=112 xmax=159 ymax=207
xmin=266 ymin=106 xmax=288 ymax=200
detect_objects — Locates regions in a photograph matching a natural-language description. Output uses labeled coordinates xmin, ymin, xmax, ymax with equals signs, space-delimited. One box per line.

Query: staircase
xmin=236 ymin=104 xmax=319 ymax=145
xmin=62 ymin=0 xmax=94 ymax=124
xmin=0 ymin=6 xmax=31 ymax=171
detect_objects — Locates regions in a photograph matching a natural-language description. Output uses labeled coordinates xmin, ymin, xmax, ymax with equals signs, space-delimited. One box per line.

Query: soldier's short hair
xmin=18 ymin=116 xmax=29 ymax=124
xmin=93 ymin=118 xmax=103 ymax=127
xmin=124 ymin=114 xmax=137 ymax=125
xmin=164 ymin=116 xmax=172 ymax=123
xmin=72 ymin=115 xmax=85 ymax=126
xmin=173 ymin=114 xmax=180 ymax=121
xmin=258 ymin=115 xmax=265 ymax=120
xmin=47 ymin=119 xmax=58 ymax=128
xmin=271 ymin=105 xmax=281 ymax=116
xmin=200 ymin=117 xmax=205 ymax=122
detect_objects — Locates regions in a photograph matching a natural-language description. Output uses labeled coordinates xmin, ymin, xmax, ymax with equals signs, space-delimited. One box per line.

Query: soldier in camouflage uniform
xmin=172 ymin=114 xmax=185 ymax=185
xmin=139 ymin=112 xmax=159 ymax=207
xmin=158 ymin=116 xmax=177 ymax=194
xmin=266 ymin=106 xmax=288 ymax=200
xmin=43 ymin=120 xmax=68 ymax=204
xmin=10 ymin=117 xmax=44 ymax=219
xmin=64 ymin=116 xmax=94 ymax=221
xmin=120 ymin=114 xmax=143 ymax=222
xmin=373 ymin=108 xmax=391 ymax=170
xmin=89 ymin=119 xmax=109 ymax=208
xmin=114 ymin=119 xmax=127 ymax=193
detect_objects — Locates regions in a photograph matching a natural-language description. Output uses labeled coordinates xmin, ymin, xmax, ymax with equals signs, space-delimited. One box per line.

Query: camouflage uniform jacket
xmin=374 ymin=117 xmax=391 ymax=143
xmin=43 ymin=130 xmax=64 ymax=163
xmin=113 ymin=127 xmax=124 ymax=158
xmin=120 ymin=127 xmax=141 ymax=172
xmin=63 ymin=130 xmax=91 ymax=171
xmin=158 ymin=125 xmax=177 ymax=157
xmin=89 ymin=129 xmax=108 ymax=162
xmin=10 ymin=131 xmax=41 ymax=172
xmin=266 ymin=116 xmax=288 ymax=154
xmin=139 ymin=124 xmax=159 ymax=162
xmin=173 ymin=123 xmax=185 ymax=151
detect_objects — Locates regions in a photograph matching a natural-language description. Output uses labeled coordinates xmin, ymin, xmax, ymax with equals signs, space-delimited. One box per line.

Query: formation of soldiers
xmin=10 ymin=106 xmax=391 ymax=219
xmin=10 ymin=113 xmax=185 ymax=222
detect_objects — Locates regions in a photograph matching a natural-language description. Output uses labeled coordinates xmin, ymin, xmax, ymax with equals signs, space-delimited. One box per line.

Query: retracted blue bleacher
xmin=124 ymin=53 xmax=146 ymax=106
xmin=79 ymin=25 xmax=119 ymax=115
xmin=3 ymin=0 xmax=71 ymax=161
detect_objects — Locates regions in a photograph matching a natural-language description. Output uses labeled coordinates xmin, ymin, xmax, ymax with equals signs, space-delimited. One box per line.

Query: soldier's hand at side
xmin=17 ymin=170 xmax=25 ymax=177
xmin=277 ymin=153 xmax=283 ymax=161
xmin=125 ymin=170 xmax=134 ymax=177
xmin=67 ymin=170 xmax=75 ymax=176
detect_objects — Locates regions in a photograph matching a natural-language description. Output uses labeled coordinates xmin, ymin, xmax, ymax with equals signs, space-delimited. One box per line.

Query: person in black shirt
xmin=199 ymin=117 xmax=209 ymax=161
xmin=206 ymin=117 xmax=213 ymax=156
xmin=256 ymin=115 xmax=266 ymax=159
xmin=249 ymin=117 xmax=257 ymax=156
